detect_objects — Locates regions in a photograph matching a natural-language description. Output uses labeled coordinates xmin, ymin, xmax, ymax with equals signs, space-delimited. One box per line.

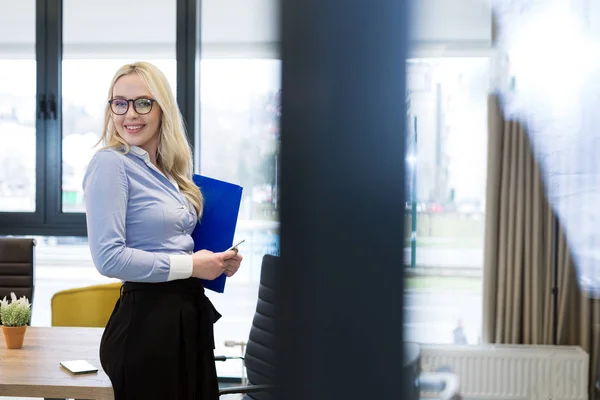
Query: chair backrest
xmin=244 ymin=254 xmax=278 ymax=399
xmin=51 ymin=282 xmax=122 ymax=327
xmin=0 ymin=238 xmax=36 ymax=309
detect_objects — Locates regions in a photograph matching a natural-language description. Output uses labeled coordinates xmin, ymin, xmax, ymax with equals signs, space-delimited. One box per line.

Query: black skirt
xmin=99 ymin=278 xmax=222 ymax=400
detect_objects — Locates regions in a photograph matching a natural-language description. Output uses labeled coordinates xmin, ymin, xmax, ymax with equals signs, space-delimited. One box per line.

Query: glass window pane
xmin=199 ymin=59 xmax=281 ymax=378
xmin=0 ymin=0 xmax=36 ymax=212
xmin=404 ymin=57 xmax=489 ymax=345
xmin=61 ymin=0 xmax=176 ymax=213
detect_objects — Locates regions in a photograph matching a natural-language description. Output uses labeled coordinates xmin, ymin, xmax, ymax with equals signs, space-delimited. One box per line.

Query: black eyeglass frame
xmin=108 ymin=98 xmax=157 ymax=115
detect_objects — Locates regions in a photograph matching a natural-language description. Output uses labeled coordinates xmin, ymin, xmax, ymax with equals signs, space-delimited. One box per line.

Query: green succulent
xmin=0 ymin=292 xmax=31 ymax=327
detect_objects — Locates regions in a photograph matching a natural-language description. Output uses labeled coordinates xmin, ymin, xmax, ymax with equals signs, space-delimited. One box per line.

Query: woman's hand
xmin=222 ymin=249 xmax=243 ymax=278
xmin=191 ymin=249 xmax=243 ymax=280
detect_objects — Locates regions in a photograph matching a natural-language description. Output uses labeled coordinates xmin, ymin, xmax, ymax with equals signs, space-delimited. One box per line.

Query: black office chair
xmin=217 ymin=254 xmax=277 ymax=399
xmin=216 ymin=255 xmax=459 ymax=400
xmin=0 ymin=237 xmax=36 ymax=316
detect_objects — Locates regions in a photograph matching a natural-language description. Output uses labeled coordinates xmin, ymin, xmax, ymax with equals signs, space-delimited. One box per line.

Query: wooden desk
xmin=0 ymin=326 xmax=113 ymax=400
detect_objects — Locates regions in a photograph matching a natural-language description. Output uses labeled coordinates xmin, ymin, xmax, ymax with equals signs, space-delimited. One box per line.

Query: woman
xmin=83 ymin=61 xmax=243 ymax=400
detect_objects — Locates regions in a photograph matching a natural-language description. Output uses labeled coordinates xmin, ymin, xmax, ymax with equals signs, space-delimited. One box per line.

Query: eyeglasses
xmin=108 ymin=98 xmax=156 ymax=115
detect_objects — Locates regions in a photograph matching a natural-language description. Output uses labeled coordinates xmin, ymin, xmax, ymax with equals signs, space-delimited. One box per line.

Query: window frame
xmin=403 ymin=49 xmax=494 ymax=346
xmin=0 ymin=0 xmax=201 ymax=236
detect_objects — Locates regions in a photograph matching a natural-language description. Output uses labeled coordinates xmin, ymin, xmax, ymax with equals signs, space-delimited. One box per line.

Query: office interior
xmin=0 ymin=0 xmax=599 ymax=399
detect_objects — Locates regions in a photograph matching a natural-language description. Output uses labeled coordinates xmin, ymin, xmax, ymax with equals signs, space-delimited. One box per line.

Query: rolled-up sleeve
xmin=83 ymin=151 xmax=193 ymax=282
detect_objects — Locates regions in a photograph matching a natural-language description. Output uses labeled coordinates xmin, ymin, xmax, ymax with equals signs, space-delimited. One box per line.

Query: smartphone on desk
xmin=60 ymin=360 xmax=99 ymax=375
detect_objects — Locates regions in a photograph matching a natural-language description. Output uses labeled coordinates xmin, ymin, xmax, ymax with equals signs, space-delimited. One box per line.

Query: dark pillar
xmin=278 ymin=0 xmax=410 ymax=398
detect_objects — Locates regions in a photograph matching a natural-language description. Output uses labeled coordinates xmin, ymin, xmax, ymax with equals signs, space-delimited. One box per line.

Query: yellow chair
xmin=51 ymin=282 xmax=122 ymax=327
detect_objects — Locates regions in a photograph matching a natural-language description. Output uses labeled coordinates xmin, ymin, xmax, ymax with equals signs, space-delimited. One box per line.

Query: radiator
xmin=419 ymin=344 xmax=589 ymax=400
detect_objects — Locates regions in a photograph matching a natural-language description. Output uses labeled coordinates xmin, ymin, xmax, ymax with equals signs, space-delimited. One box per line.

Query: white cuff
xmin=167 ymin=254 xmax=193 ymax=281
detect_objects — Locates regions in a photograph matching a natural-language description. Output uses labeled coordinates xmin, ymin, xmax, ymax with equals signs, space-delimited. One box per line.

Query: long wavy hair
xmin=98 ymin=61 xmax=203 ymax=217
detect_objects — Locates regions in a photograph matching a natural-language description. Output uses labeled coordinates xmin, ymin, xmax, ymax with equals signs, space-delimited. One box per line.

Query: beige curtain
xmin=483 ymin=94 xmax=600 ymax=398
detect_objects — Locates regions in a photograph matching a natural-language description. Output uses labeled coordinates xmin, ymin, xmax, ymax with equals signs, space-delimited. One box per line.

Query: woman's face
xmin=110 ymin=73 xmax=162 ymax=155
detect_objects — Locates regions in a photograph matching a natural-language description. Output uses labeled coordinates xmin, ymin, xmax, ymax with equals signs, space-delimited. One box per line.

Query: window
xmin=1 ymin=0 xmax=280 ymax=382
xmin=198 ymin=0 xmax=280 ymax=381
xmin=0 ymin=0 xmax=191 ymax=235
xmin=4 ymin=0 xmax=179 ymax=325
xmin=61 ymin=0 xmax=177 ymax=213
xmin=199 ymin=59 xmax=280 ymax=379
xmin=0 ymin=0 xmax=36 ymax=214
xmin=404 ymin=57 xmax=489 ymax=344
xmin=0 ymin=60 xmax=36 ymax=212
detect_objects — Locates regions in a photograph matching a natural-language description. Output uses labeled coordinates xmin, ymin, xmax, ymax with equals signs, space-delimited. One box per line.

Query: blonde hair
xmin=99 ymin=61 xmax=203 ymax=217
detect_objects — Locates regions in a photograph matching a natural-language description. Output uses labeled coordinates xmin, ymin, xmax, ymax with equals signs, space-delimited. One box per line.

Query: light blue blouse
xmin=83 ymin=146 xmax=196 ymax=283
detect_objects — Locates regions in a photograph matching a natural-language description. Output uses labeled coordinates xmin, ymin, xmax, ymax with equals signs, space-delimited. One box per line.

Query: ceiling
xmin=0 ymin=0 xmax=278 ymax=58
xmin=0 ymin=0 xmax=495 ymax=58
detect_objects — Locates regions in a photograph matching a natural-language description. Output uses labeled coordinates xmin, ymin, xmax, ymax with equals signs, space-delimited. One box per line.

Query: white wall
xmin=0 ymin=0 xmax=492 ymax=58
xmin=0 ymin=0 xmax=279 ymax=58
xmin=410 ymin=0 xmax=493 ymax=55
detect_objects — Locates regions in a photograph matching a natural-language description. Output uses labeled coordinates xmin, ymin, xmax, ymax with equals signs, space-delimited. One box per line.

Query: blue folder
xmin=191 ymin=174 xmax=243 ymax=293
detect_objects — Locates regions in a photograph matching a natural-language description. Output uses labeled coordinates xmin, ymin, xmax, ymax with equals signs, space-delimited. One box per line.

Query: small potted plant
xmin=0 ymin=292 xmax=31 ymax=349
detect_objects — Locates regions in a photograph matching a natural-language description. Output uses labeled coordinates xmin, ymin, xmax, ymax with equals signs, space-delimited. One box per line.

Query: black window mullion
xmin=45 ymin=0 xmax=84 ymax=229
xmin=176 ymin=0 xmax=201 ymax=158
xmin=44 ymin=0 xmax=59 ymax=224
xmin=35 ymin=0 xmax=48 ymax=228
xmin=0 ymin=0 xmax=47 ymax=235
xmin=44 ymin=0 xmax=62 ymax=226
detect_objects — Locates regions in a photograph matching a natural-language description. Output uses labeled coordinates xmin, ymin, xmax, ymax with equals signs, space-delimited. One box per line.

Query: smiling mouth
xmin=124 ymin=124 xmax=145 ymax=133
